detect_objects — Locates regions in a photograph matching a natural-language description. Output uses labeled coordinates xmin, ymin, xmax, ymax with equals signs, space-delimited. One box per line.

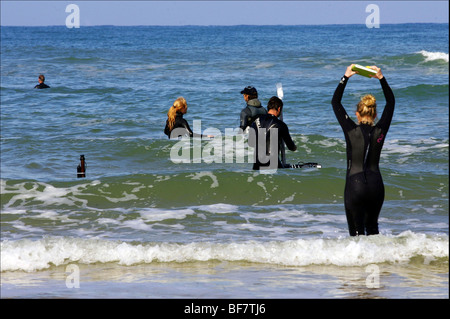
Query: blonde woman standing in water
xmin=164 ymin=97 xmax=212 ymax=139
xmin=331 ymin=64 xmax=395 ymax=236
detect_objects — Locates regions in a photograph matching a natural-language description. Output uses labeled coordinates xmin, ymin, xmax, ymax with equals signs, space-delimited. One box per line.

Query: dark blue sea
xmin=1 ymin=24 xmax=448 ymax=299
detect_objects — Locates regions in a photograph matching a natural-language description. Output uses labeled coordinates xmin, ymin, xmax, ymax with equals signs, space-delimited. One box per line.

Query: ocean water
xmin=0 ymin=24 xmax=448 ymax=300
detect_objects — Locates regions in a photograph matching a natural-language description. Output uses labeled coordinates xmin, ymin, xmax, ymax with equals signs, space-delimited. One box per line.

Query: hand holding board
xmin=351 ymin=64 xmax=378 ymax=78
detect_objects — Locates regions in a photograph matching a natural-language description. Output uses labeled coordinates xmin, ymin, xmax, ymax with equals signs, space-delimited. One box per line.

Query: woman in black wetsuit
xmin=332 ymin=65 xmax=395 ymax=236
xmin=164 ymin=97 xmax=211 ymax=139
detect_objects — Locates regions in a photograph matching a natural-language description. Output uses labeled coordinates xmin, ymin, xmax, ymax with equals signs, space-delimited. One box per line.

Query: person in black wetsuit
xmin=249 ymin=96 xmax=297 ymax=170
xmin=34 ymin=74 xmax=50 ymax=89
xmin=239 ymin=86 xmax=267 ymax=132
xmin=332 ymin=64 xmax=395 ymax=236
xmin=164 ymin=97 xmax=212 ymax=139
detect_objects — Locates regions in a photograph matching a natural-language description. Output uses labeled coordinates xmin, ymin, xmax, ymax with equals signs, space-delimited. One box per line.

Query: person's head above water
xmin=38 ymin=74 xmax=46 ymax=83
xmin=356 ymin=94 xmax=377 ymax=125
xmin=172 ymin=97 xmax=187 ymax=113
xmin=241 ymin=86 xmax=258 ymax=102
xmin=167 ymin=97 xmax=187 ymax=131
xmin=267 ymin=96 xmax=283 ymax=117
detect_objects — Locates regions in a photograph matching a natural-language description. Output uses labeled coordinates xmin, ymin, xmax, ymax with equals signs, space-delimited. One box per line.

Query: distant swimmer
xmin=249 ymin=96 xmax=297 ymax=170
xmin=164 ymin=97 xmax=213 ymax=139
xmin=34 ymin=74 xmax=50 ymax=89
xmin=239 ymin=86 xmax=267 ymax=132
xmin=331 ymin=64 xmax=395 ymax=236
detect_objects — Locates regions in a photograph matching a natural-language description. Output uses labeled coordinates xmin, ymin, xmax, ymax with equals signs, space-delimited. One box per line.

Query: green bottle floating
xmin=352 ymin=64 xmax=377 ymax=78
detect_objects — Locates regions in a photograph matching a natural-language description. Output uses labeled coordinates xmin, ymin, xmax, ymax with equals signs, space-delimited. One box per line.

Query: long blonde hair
xmin=167 ymin=97 xmax=187 ymax=131
xmin=356 ymin=94 xmax=377 ymax=125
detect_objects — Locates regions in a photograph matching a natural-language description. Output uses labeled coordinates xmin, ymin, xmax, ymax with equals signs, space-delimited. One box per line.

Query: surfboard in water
xmin=287 ymin=162 xmax=322 ymax=169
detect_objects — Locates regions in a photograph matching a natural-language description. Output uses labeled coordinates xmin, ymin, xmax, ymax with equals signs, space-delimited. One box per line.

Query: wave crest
xmin=1 ymin=231 xmax=447 ymax=272
xmin=417 ymin=50 xmax=449 ymax=62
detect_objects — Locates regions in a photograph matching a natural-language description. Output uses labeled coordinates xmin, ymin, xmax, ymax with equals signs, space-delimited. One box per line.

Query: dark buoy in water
xmin=77 ymin=154 xmax=86 ymax=178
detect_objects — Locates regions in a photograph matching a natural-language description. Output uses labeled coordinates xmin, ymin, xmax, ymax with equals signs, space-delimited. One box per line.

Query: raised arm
xmin=331 ymin=65 xmax=357 ymax=132
xmin=362 ymin=65 xmax=395 ymax=131
xmin=375 ymin=76 xmax=395 ymax=131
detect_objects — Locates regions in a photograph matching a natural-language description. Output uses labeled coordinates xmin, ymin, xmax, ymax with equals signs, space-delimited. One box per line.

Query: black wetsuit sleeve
xmin=240 ymin=108 xmax=250 ymax=131
xmin=281 ymin=122 xmax=297 ymax=151
xmin=182 ymin=119 xmax=204 ymax=138
xmin=375 ymin=77 xmax=395 ymax=131
xmin=181 ymin=118 xmax=194 ymax=136
xmin=331 ymin=75 xmax=356 ymax=132
xmin=164 ymin=121 xmax=170 ymax=137
xmin=165 ymin=116 xmax=204 ymax=138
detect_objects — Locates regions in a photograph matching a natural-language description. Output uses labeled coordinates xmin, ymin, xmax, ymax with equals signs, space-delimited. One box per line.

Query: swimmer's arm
xmin=365 ymin=66 xmax=394 ymax=130
xmin=239 ymin=108 xmax=250 ymax=131
xmin=281 ymin=124 xmax=297 ymax=152
xmin=183 ymin=120 xmax=202 ymax=138
xmin=377 ymin=77 xmax=395 ymax=130
xmin=164 ymin=122 xmax=171 ymax=138
xmin=331 ymin=75 xmax=356 ymax=132
xmin=182 ymin=119 xmax=213 ymax=138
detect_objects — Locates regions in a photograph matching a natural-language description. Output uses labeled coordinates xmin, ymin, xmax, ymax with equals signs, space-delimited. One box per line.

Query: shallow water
xmin=1 ymin=24 xmax=448 ymax=299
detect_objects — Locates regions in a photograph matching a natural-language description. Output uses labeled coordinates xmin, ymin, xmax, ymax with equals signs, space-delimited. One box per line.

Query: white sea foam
xmin=104 ymin=192 xmax=139 ymax=203
xmin=1 ymin=231 xmax=447 ymax=272
xmin=255 ymin=62 xmax=275 ymax=69
xmin=139 ymin=208 xmax=196 ymax=222
xmin=196 ymin=203 xmax=239 ymax=214
xmin=382 ymin=138 xmax=449 ymax=157
xmin=0 ymin=180 xmax=100 ymax=209
xmin=189 ymin=171 xmax=219 ymax=188
xmin=418 ymin=50 xmax=449 ymax=63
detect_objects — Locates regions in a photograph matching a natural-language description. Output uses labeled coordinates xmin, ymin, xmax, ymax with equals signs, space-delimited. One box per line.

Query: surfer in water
xmin=249 ymin=96 xmax=297 ymax=170
xmin=239 ymin=86 xmax=267 ymax=132
xmin=331 ymin=64 xmax=395 ymax=236
xmin=34 ymin=74 xmax=50 ymax=89
xmin=164 ymin=97 xmax=212 ymax=139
